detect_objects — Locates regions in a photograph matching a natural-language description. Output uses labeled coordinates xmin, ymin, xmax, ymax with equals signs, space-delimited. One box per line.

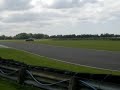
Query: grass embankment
xmin=35 ymin=39 xmax=120 ymax=51
xmin=0 ymin=78 xmax=40 ymax=90
xmin=0 ymin=48 xmax=120 ymax=75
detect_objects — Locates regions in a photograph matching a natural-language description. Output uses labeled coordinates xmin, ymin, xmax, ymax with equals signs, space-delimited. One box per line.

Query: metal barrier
xmin=0 ymin=57 xmax=120 ymax=90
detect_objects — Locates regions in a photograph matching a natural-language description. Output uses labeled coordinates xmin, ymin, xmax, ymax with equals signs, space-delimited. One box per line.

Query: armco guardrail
xmin=0 ymin=57 xmax=120 ymax=90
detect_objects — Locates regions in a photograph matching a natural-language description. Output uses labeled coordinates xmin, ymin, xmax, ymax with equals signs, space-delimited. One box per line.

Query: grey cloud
xmin=0 ymin=0 xmax=32 ymax=11
xmin=44 ymin=0 xmax=97 ymax=9
xmin=2 ymin=11 xmax=67 ymax=23
xmin=2 ymin=13 xmax=40 ymax=23
xmin=0 ymin=21 xmax=52 ymax=36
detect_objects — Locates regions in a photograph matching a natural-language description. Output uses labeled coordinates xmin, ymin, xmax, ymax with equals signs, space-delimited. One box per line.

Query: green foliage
xmin=14 ymin=33 xmax=49 ymax=39
xmin=14 ymin=33 xmax=29 ymax=39
xmin=50 ymin=33 xmax=120 ymax=40
xmin=0 ymin=35 xmax=13 ymax=40
xmin=0 ymin=33 xmax=49 ymax=40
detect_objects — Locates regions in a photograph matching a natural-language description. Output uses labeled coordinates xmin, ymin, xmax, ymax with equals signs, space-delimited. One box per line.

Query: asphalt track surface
xmin=0 ymin=42 xmax=120 ymax=71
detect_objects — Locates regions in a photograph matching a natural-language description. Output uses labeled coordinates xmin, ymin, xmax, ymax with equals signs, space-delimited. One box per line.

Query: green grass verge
xmin=0 ymin=78 xmax=40 ymax=90
xmin=0 ymin=48 xmax=120 ymax=75
xmin=34 ymin=39 xmax=120 ymax=51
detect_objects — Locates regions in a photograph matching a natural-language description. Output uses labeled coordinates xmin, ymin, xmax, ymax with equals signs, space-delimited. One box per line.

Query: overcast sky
xmin=0 ymin=0 xmax=120 ymax=36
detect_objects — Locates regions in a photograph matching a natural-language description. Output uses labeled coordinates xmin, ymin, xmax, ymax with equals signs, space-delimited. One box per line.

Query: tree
xmin=14 ymin=33 xmax=29 ymax=39
xmin=0 ymin=35 xmax=6 ymax=40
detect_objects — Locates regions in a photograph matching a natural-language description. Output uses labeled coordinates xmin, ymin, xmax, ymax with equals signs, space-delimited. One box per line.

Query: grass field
xmin=34 ymin=39 xmax=120 ymax=51
xmin=1 ymin=39 xmax=120 ymax=51
xmin=0 ymin=48 xmax=120 ymax=75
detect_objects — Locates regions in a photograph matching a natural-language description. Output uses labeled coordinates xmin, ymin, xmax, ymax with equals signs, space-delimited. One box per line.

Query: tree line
xmin=50 ymin=33 xmax=120 ymax=40
xmin=14 ymin=33 xmax=49 ymax=39
xmin=0 ymin=33 xmax=120 ymax=40
xmin=0 ymin=33 xmax=49 ymax=40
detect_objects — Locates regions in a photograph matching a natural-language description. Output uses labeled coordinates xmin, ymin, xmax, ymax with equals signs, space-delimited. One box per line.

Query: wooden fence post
xmin=68 ymin=76 xmax=80 ymax=90
xmin=18 ymin=67 xmax=27 ymax=84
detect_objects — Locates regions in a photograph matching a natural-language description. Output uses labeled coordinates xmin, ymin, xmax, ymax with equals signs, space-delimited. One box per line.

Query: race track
xmin=0 ymin=42 xmax=120 ymax=71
